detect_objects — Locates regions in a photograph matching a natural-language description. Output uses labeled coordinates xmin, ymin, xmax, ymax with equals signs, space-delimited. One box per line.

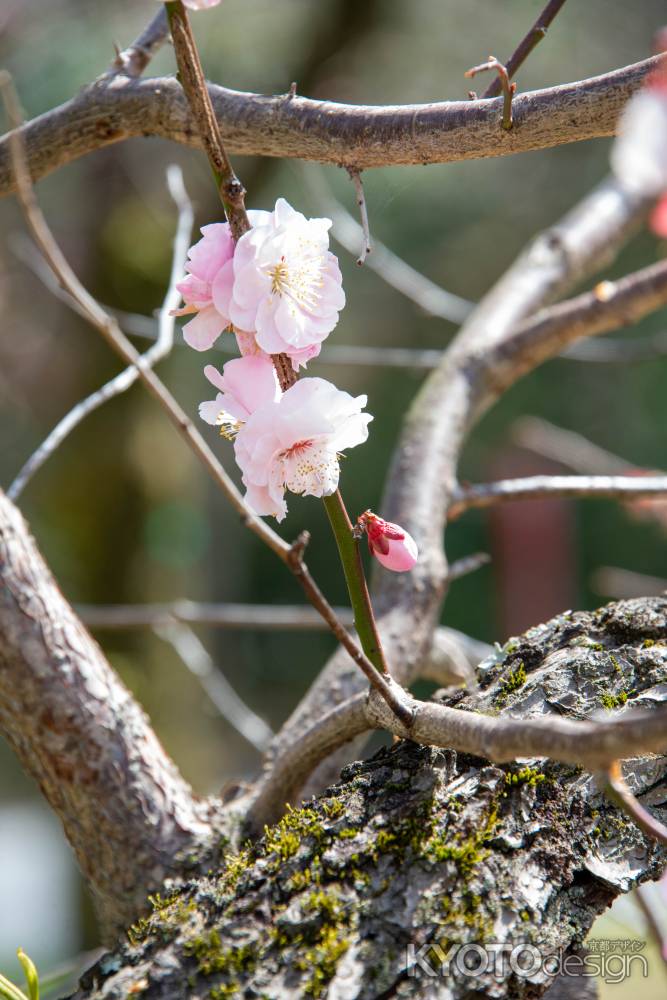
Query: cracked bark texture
xmin=68 ymin=599 xmax=667 ymax=999
xmin=0 ymin=489 xmax=228 ymax=939
xmin=0 ymin=55 xmax=662 ymax=196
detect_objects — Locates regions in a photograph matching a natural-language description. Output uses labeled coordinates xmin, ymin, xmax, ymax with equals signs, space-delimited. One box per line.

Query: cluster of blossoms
xmin=611 ymin=30 xmax=667 ymax=236
xmin=176 ymin=196 xmax=417 ymax=571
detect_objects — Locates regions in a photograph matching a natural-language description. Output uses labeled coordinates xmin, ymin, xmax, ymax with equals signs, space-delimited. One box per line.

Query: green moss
xmin=295 ymin=925 xmax=350 ymax=998
xmin=337 ymin=827 xmax=359 ymax=839
xmin=219 ymin=847 xmax=252 ymax=894
xmin=600 ymin=689 xmax=630 ymax=710
xmin=425 ymin=803 xmax=499 ymax=874
xmin=499 ymin=662 xmax=527 ymax=700
xmin=127 ymin=890 xmax=192 ymax=946
xmin=263 ymin=804 xmax=326 ymax=864
xmin=504 ymin=766 xmax=547 ymax=787
xmin=321 ymin=798 xmax=345 ymax=820
xmin=185 ymin=930 xmax=256 ymax=980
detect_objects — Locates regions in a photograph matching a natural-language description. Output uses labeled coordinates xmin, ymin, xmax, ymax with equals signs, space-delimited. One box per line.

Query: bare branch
xmin=345 ymin=167 xmax=371 ymax=265
xmin=249 ymin=596 xmax=667 ymax=830
xmin=366 ymin=684 xmax=667 ymax=782
xmin=0 ymin=70 xmax=290 ymax=563
xmin=449 ymin=474 xmax=667 ymax=518
xmin=605 ymin=760 xmax=667 ymax=846
xmin=305 ymin=168 xmax=473 ymax=323
xmin=8 ymin=164 xmax=193 ymax=501
xmin=1 ymin=72 xmax=406 ymax=722
xmin=154 ymin=622 xmax=274 ymax=753
xmin=78 ymin=600 xmax=355 ymax=631
xmin=0 ymin=56 xmax=663 ymax=195
xmin=512 ymin=416 xmax=634 ymax=474
xmin=481 ymin=0 xmax=568 ymax=98
xmin=106 ymin=8 xmax=170 ymax=80
xmin=0 ymin=488 xmax=225 ymax=939
xmin=270 ymin=174 xmax=657 ymax=799
xmin=562 ymin=328 xmax=667 ymax=362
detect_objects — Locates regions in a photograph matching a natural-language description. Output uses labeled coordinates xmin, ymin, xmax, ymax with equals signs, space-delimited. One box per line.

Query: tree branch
xmin=267 ymin=171 xmax=656 ymax=801
xmin=481 ymin=0 xmax=568 ymax=98
xmin=105 ymin=8 xmax=170 ymax=80
xmin=449 ymin=474 xmax=667 ymax=518
xmin=7 ymin=164 xmax=193 ymax=501
xmin=0 ymin=489 xmax=225 ymax=939
xmin=0 ymin=56 xmax=663 ymax=195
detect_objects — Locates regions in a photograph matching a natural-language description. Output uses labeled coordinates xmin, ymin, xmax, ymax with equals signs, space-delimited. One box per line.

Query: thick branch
xmin=73 ymin=598 xmax=667 ymax=1000
xmin=0 ymin=490 xmax=223 ymax=939
xmin=0 ymin=56 xmax=662 ymax=195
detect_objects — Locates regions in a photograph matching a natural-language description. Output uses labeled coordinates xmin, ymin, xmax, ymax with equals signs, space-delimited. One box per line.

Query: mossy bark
xmin=70 ymin=599 xmax=667 ymax=999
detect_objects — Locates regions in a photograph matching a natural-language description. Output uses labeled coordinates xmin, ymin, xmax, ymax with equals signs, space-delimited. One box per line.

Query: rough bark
xmin=68 ymin=599 xmax=667 ymax=999
xmin=0 ymin=490 xmax=227 ymax=939
xmin=0 ymin=56 xmax=662 ymax=197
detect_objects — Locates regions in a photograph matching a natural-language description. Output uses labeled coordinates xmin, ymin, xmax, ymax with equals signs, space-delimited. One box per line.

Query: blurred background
xmin=1 ymin=0 xmax=666 ymax=994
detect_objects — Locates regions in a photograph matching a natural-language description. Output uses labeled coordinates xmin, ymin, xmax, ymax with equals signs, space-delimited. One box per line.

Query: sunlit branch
xmin=449 ymin=474 xmax=667 ymax=519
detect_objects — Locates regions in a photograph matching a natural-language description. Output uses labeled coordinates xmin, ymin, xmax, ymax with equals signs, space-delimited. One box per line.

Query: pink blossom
xmin=611 ymin=50 xmax=667 ymax=197
xmin=229 ymin=198 xmax=345 ymax=370
xmin=199 ymin=355 xmax=280 ymax=435
xmin=175 ymin=212 xmax=269 ymax=352
xmin=358 ymin=511 xmax=418 ymax=572
xmin=234 ymin=378 xmax=371 ymax=521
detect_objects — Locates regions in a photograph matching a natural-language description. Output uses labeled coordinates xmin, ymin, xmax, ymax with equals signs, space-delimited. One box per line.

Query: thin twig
xmin=605 ymin=760 xmax=667 ymax=846
xmin=164 ymin=1 xmax=248 ymax=240
xmin=481 ymin=0 xmax=568 ymax=98
xmin=512 ymin=417 xmax=634 ymax=475
xmin=8 ymin=165 xmax=193 ymax=501
xmin=304 ymin=168 xmax=472 ymax=321
xmin=107 ymin=8 xmax=170 ymax=79
xmin=345 ymin=167 xmax=371 ymax=265
xmin=466 ymin=58 xmax=515 ymax=130
xmin=449 ymin=474 xmax=667 ymax=519
xmin=78 ymin=600 xmax=355 ymax=631
xmin=0 ymin=69 xmax=290 ymax=563
xmin=164 ymin=1 xmax=296 ymax=392
xmin=154 ymin=622 xmax=274 ymax=753
xmin=446 ymin=551 xmax=491 ymax=581
xmin=1 ymin=71 xmax=409 ymax=729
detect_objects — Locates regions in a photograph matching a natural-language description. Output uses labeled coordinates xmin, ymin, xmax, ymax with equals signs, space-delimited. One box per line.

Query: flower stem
xmin=164 ymin=1 xmax=250 ymax=240
xmin=323 ymin=490 xmax=390 ymax=675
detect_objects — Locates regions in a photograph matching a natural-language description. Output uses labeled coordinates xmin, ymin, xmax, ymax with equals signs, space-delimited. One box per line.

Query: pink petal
xmin=182 ymin=306 xmax=226 ymax=351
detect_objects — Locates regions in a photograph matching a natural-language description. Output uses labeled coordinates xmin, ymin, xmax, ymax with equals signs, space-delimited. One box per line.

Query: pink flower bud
xmin=359 ymin=511 xmax=418 ymax=573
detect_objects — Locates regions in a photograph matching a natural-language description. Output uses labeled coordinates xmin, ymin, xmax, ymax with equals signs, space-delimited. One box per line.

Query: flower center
xmin=278 ymin=439 xmax=339 ymax=496
xmin=215 ymin=410 xmax=242 ymax=441
xmin=268 ymin=246 xmax=324 ymax=311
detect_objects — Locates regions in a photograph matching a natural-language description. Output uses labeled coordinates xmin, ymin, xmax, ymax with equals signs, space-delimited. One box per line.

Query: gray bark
xmin=68 ymin=599 xmax=667 ymax=999
xmin=0 ymin=490 xmax=228 ymax=939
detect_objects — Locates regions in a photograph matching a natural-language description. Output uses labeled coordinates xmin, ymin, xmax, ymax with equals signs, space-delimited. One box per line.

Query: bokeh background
xmin=1 ymin=0 xmax=666 ymax=994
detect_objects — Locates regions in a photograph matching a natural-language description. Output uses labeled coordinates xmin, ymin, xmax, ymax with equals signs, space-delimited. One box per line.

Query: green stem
xmin=323 ymin=491 xmax=389 ymax=675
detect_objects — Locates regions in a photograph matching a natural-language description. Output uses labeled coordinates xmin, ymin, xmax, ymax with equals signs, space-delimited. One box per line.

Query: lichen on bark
xmin=68 ymin=601 xmax=667 ymax=1000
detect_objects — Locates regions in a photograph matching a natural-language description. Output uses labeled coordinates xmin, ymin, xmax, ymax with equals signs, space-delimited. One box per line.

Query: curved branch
xmin=0 ymin=490 xmax=224 ymax=940
xmin=0 ymin=56 xmax=663 ymax=195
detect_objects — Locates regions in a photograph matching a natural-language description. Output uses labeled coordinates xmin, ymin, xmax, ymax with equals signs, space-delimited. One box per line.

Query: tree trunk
xmin=69 ymin=599 xmax=667 ymax=999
